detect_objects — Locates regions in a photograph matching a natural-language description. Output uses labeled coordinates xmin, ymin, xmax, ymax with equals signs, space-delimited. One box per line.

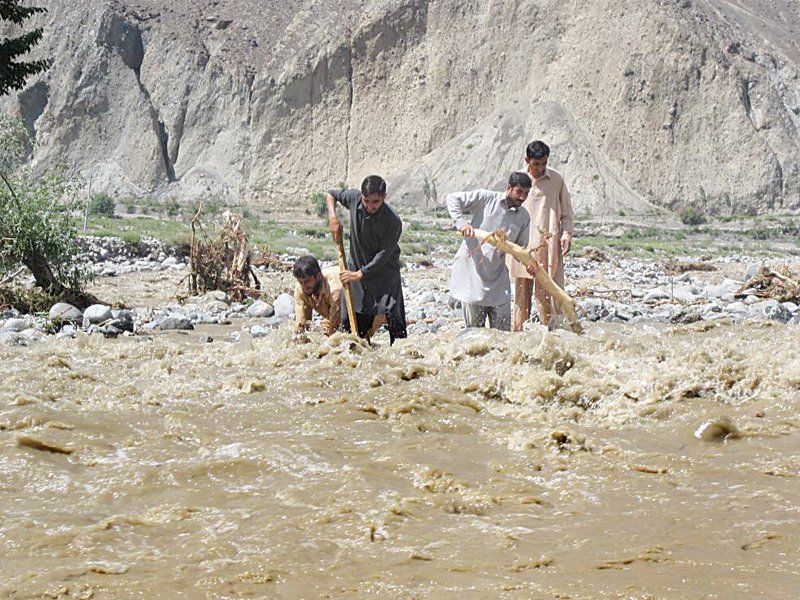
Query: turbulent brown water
xmin=1 ymin=319 xmax=799 ymax=599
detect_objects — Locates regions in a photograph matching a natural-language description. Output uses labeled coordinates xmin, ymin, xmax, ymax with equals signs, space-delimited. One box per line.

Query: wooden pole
xmin=471 ymin=228 xmax=583 ymax=334
xmin=334 ymin=227 xmax=360 ymax=337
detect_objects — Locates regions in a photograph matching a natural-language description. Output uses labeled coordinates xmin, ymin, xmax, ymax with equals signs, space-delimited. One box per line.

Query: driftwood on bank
xmin=188 ymin=209 xmax=261 ymax=301
xmin=471 ymin=228 xmax=584 ymax=333
xmin=737 ymin=265 xmax=800 ymax=302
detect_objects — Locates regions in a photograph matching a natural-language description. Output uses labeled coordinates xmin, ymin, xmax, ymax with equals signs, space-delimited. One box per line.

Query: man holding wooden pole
xmin=446 ymin=172 xmax=535 ymax=330
xmin=326 ymin=175 xmax=407 ymax=344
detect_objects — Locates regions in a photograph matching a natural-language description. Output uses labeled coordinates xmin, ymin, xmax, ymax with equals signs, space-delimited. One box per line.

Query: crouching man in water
xmin=292 ymin=255 xmax=341 ymax=341
xmin=326 ymin=175 xmax=407 ymax=344
xmin=446 ymin=171 xmax=536 ymax=330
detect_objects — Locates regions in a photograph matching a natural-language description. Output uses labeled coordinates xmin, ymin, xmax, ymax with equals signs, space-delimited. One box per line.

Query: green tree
xmin=89 ymin=192 xmax=116 ymax=216
xmin=0 ymin=0 xmax=49 ymax=96
xmin=0 ymin=114 xmax=89 ymax=296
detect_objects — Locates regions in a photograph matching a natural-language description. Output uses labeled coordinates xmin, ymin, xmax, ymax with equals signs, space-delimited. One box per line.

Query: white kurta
xmin=447 ymin=190 xmax=530 ymax=306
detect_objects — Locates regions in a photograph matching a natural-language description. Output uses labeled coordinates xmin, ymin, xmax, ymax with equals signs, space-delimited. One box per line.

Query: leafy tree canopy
xmin=0 ymin=114 xmax=89 ymax=294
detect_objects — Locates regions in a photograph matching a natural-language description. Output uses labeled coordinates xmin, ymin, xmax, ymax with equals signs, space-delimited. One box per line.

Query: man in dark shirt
xmin=326 ymin=175 xmax=407 ymax=344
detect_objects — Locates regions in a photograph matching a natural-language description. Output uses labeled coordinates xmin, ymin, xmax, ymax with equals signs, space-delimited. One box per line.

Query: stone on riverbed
xmin=272 ymin=293 xmax=295 ymax=318
xmin=49 ymin=303 xmax=83 ymax=323
xmin=157 ymin=316 xmax=195 ymax=330
xmin=83 ymin=304 xmax=114 ymax=326
xmin=246 ymin=300 xmax=275 ymax=318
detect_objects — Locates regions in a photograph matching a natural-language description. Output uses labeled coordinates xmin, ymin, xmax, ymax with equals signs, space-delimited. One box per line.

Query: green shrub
xmin=164 ymin=197 xmax=181 ymax=217
xmin=89 ymin=192 xmax=115 ymax=216
xmin=0 ymin=115 xmax=90 ymax=291
xmin=679 ymin=206 xmax=706 ymax=225
xmin=309 ymin=191 xmax=327 ymax=220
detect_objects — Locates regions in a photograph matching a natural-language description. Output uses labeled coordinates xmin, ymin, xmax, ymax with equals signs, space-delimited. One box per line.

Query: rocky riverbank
xmin=1 ymin=236 xmax=799 ymax=346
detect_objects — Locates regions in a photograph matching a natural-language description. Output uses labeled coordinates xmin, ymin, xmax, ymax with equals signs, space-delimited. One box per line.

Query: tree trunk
xmin=24 ymin=251 xmax=65 ymax=296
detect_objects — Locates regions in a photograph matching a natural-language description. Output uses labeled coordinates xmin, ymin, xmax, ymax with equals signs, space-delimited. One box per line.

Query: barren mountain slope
xmin=3 ymin=0 xmax=799 ymax=217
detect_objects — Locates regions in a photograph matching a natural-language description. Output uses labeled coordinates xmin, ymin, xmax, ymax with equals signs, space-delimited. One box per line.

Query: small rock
xmin=644 ymin=288 xmax=670 ymax=302
xmin=246 ymin=300 xmax=275 ymax=318
xmin=2 ymin=318 xmax=27 ymax=333
xmin=83 ymin=304 xmax=113 ymax=325
xmin=694 ymin=416 xmax=740 ymax=441
xmin=743 ymin=263 xmax=760 ymax=281
xmin=111 ymin=310 xmax=136 ymax=332
xmin=49 ymin=303 xmax=83 ymax=323
xmin=202 ymin=300 xmax=229 ymax=314
xmin=250 ymin=325 xmax=269 ymax=338
xmin=158 ymin=316 xmax=194 ymax=330
xmin=272 ymin=293 xmax=295 ymax=317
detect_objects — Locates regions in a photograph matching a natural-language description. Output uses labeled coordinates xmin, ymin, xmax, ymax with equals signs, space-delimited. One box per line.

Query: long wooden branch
xmin=334 ymin=228 xmax=359 ymax=337
xmin=472 ymin=228 xmax=583 ymax=333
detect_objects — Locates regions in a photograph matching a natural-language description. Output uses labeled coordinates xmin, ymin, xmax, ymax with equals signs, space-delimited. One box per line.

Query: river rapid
xmin=1 ymin=313 xmax=798 ymax=598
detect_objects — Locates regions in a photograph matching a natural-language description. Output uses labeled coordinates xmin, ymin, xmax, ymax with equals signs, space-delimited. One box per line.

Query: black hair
xmin=361 ymin=175 xmax=387 ymax=196
xmin=525 ymin=140 xmax=550 ymax=160
xmin=508 ymin=171 xmax=533 ymax=189
xmin=292 ymin=255 xmax=322 ymax=279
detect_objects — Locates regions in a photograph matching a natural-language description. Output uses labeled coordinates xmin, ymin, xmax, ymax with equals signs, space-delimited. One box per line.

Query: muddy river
xmin=1 ymin=308 xmax=798 ymax=598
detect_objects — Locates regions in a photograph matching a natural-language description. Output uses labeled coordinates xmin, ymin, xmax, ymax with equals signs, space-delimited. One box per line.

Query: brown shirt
xmin=507 ymin=166 xmax=574 ymax=286
xmin=294 ymin=266 xmax=342 ymax=335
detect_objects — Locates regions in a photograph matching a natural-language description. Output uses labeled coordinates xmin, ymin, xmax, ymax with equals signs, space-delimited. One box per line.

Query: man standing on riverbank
xmin=326 ymin=175 xmax=407 ymax=344
xmin=447 ymin=172 xmax=534 ymax=330
xmin=509 ymin=140 xmax=575 ymax=329
xmin=292 ymin=256 xmax=341 ymax=339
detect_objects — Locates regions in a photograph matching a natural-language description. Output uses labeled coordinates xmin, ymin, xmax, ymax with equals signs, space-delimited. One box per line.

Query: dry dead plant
xmin=187 ymin=207 xmax=261 ymax=301
xmin=739 ymin=265 xmax=800 ymax=302
xmin=663 ymin=259 xmax=717 ymax=274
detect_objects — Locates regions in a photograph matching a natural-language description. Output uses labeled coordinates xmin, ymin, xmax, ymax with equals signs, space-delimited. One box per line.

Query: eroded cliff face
xmin=3 ymin=0 xmax=799 ymax=216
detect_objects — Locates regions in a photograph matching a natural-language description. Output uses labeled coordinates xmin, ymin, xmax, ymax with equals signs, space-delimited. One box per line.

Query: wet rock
xmin=408 ymin=321 xmax=431 ymax=335
xmin=189 ymin=290 xmax=230 ymax=305
xmin=759 ymin=300 xmax=793 ymax=323
xmin=49 ymin=303 xmax=83 ymax=322
xmin=158 ymin=316 xmax=195 ymax=330
xmin=694 ymin=416 xmax=740 ymax=441
xmin=202 ymin=300 xmax=230 ymax=314
xmin=246 ymin=300 xmax=275 ymax=318
xmin=704 ymin=278 xmax=741 ymax=300
xmin=272 ymin=293 xmax=295 ymax=318
xmin=743 ymin=263 xmax=761 ymax=281
xmin=672 ymin=285 xmax=702 ymax=303
xmin=1 ymin=331 xmax=27 ymax=346
xmin=111 ymin=310 xmax=136 ymax=332
xmin=2 ymin=318 xmax=27 ymax=332
xmin=447 ymin=296 xmax=462 ymax=310
xmin=57 ymin=324 xmax=76 ymax=339
xmin=725 ymin=301 xmax=749 ymax=315
xmin=429 ymin=318 xmax=452 ymax=333
xmin=263 ymin=315 xmax=285 ymax=328
xmin=83 ymin=304 xmax=113 ymax=325
xmin=644 ymin=288 xmax=671 ymax=302
xmin=250 ymin=325 xmax=269 ymax=338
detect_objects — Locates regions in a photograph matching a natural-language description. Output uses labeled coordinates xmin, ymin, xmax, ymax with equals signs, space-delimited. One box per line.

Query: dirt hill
xmin=3 ymin=0 xmax=799 ymax=218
